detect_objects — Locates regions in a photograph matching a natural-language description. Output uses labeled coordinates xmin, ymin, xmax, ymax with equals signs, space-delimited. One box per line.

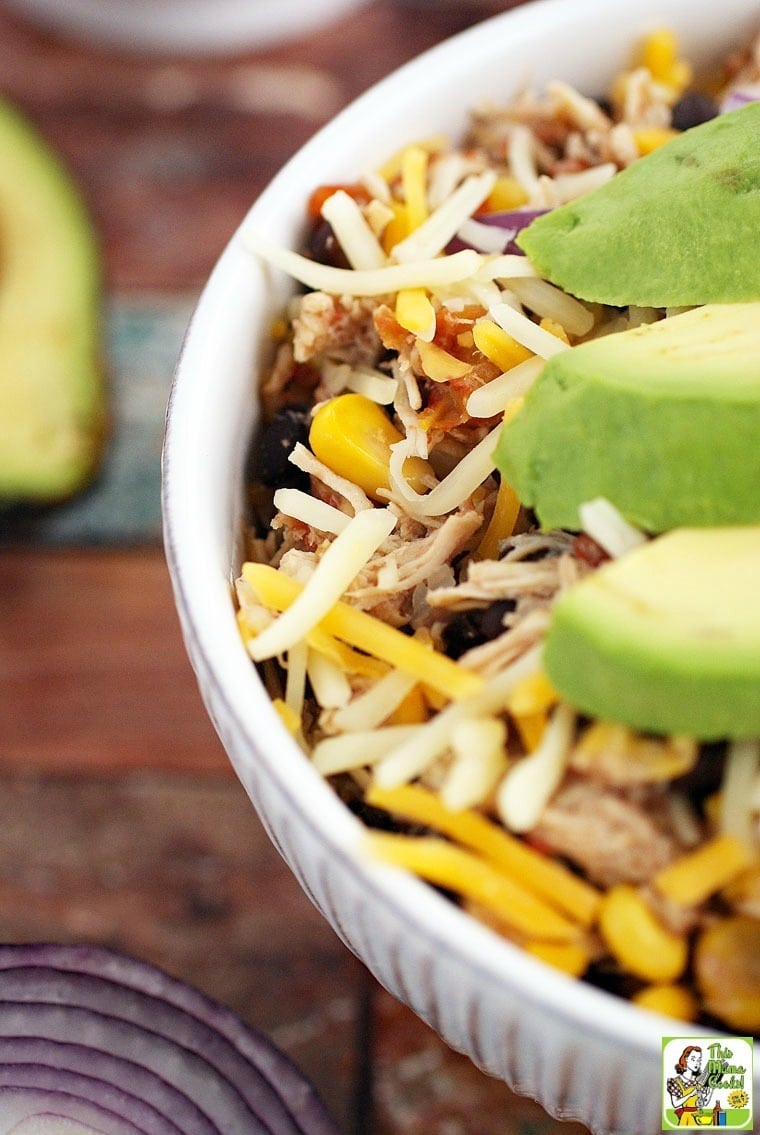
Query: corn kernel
xmin=632 ymin=127 xmax=679 ymax=155
xmin=640 ymin=28 xmax=678 ymax=79
xmin=639 ymin=28 xmax=692 ymax=93
xmin=653 ymin=834 xmax=752 ymax=907
xmin=481 ymin=175 xmax=529 ymax=212
xmin=395 ymin=287 xmax=436 ymax=341
xmin=524 ymin=939 xmax=591 ymax=978
xmin=416 ymin=339 xmax=473 ymax=382
xmin=633 ymin=983 xmax=697 ymax=1021
xmin=539 ymin=317 xmax=571 ymax=345
xmin=309 ymin=392 xmax=430 ymax=499
xmin=599 ymin=884 xmax=688 ymax=983
xmin=473 ymin=318 xmax=533 ymax=371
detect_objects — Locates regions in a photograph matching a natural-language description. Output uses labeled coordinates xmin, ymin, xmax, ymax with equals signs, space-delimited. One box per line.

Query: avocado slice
xmin=516 ymin=102 xmax=760 ymax=307
xmin=544 ymin=527 xmax=760 ymax=740
xmin=494 ymin=302 xmax=760 ymax=533
xmin=0 ymin=97 xmax=104 ymax=504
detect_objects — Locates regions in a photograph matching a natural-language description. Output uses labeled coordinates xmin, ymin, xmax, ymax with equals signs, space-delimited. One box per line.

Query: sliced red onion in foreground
xmin=0 ymin=945 xmax=340 ymax=1135
xmin=448 ymin=208 xmax=549 ymax=254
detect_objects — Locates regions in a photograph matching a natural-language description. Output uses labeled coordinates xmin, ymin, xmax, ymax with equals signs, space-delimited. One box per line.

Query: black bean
xmin=442 ymin=599 xmax=516 ymax=659
xmin=307 ymin=218 xmax=351 ymax=269
xmin=250 ymin=404 xmax=311 ymax=489
xmin=673 ymin=741 xmax=727 ymax=810
xmin=671 ymin=91 xmax=719 ymax=132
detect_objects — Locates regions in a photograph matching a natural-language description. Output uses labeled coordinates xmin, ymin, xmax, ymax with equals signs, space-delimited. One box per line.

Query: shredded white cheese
xmin=489 ymin=301 xmax=570 ymax=359
xmin=247 ymin=507 xmax=397 ymax=661
xmin=546 ymin=162 xmax=617 ymax=204
xmin=273 ymin=487 xmax=351 ymax=535
xmin=496 ymin=702 xmax=576 ymax=832
xmin=579 ymin=497 xmax=647 ymax=558
xmin=372 ymin=644 xmax=543 ymax=789
xmin=465 ymin=355 xmax=544 ymax=419
xmin=476 ymin=254 xmax=539 ymax=282
xmin=455 ymin=217 xmax=512 ymax=254
xmin=391 ymin=170 xmax=496 ymax=263
xmin=329 ymin=668 xmax=418 ymax=733
xmin=284 ymin=638 xmax=308 ymax=719
xmin=441 ymin=716 xmax=509 ymax=811
xmin=323 ymin=360 xmax=397 ymax=404
xmin=306 ymin=649 xmax=353 ymax=709
xmin=320 ymin=189 xmax=387 ymax=271
xmin=509 ymin=276 xmax=594 ymax=337
xmin=244 ymin=229 xmax=483 ymax=295
xmin=720 ymin=738 xmax=760 ymax=850
xmin=507 ymin=125 xmax=541 ymax=198
xmin=312 ymin=725 xmax=422 ymax=777
xmin=388 ymin=423 xmax=501 ymax=518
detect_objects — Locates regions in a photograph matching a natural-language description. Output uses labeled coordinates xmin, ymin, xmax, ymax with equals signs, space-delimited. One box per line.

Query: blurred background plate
xmin=0 ymin=0 xmax=372 ymax=54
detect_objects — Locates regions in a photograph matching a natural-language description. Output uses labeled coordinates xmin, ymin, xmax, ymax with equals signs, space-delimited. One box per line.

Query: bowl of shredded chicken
xmin=163 ymin=2 xmax=760 ymax=1132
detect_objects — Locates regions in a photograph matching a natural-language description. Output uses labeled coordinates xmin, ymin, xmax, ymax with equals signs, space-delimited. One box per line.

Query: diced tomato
xmin=307 ymin=183 xmax=371 ymax=218
xmin=374 ymin=304 xmax=414 ymax=353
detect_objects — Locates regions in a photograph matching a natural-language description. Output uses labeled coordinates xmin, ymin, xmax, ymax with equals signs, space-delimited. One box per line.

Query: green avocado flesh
xmin=516 ymin=102 xmax=760 ymax=307
xmin=494 ymin=302 xmax=760 ymax=533
xmin=0 ymin=97 xmax=104 ymax=504
xmin=544 ymin=527 xmax=760 ymax=739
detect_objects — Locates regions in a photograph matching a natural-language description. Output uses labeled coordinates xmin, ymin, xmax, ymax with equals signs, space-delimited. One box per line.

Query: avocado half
xmin=0 ymin=96 xmax=105 ymax=505
xmin=516 ymin=101 xmax=760 ymax=307
xmin=544 ymin=527 xmax=760 ymax=740
xmin=494 ymin=303 xmax=760 ymax=533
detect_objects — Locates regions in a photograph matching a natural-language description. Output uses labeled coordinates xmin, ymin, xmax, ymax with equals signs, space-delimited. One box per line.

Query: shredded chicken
xmin=531 ymin=778 xmax=691 ymax=888
xmin=288 ymin=441 xmax=373 ymax=515
xmin=458 ymin=606 xmax=551 ymax=677
xmin=428 ymin=552 xmax=578 ymax=609
xmin=347 ymin=506 xmax=483 ymax=624
xmin=292 ymin=291 xmax=382 ymax=367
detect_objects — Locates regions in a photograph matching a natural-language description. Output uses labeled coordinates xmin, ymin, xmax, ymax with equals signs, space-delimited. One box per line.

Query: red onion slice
xmin=0 ymin=1085 xmax=151 ymax=1135
xmin=447 ymin=208 xmax=549 ymax=254
xmin=0 ymin=945 xmax=334 ymax=1134
xmin=0 ymin=1067 xmax=182 ymax=1135
xmin=0 ymin=946 xmax=340 ymax=1135
xmin=0 ymin=1037 xmax=217 ymax=1135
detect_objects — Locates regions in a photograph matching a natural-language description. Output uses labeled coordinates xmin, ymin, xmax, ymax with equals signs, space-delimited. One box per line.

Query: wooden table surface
xmin=0 ymin=3 xmax=591 ymax=1131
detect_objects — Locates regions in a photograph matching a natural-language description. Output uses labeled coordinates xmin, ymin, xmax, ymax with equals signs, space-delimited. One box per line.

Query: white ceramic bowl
xmin=163 ymin=2 xmax=760 ymax=1131
xmin=1 ymin=0 xmax=370 ymax=54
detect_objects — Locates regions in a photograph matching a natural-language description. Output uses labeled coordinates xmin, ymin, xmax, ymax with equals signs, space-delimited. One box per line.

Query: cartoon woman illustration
xmin=667 ymin=1046 xmax=715 ymax=1126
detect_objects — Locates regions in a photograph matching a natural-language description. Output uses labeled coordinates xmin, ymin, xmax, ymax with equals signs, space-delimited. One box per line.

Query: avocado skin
xmin=516 ymin=102 xmax=760 ymax=307
xmin=544 ymin=528 xmax=760 ymax=740
xmin=494 ymin=303 xmax=760 ymax=533
xmin=0 ymin=96 xmax=105 ymax=504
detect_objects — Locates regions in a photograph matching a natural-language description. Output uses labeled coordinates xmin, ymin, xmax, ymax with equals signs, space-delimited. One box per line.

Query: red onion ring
xmin=447 ymin=208 xmax=549 ymax=254
xmin=0 ymin=945 xmax=339 ymax=1135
